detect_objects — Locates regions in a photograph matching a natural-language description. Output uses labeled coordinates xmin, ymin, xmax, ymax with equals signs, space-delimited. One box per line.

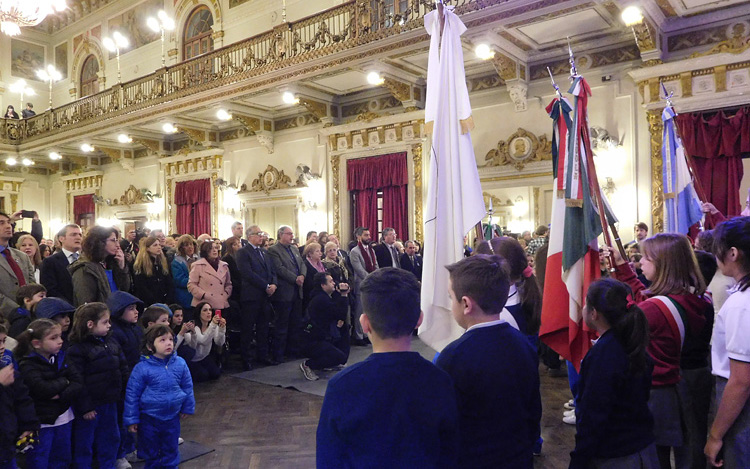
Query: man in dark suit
xmin=373 ymin=227 xmax=401 ymax=269
xmin=236 ymin=224 xmax=277 ymax=370
xmin=40 ymin=224 xmax=82 ymax=305
xmin=400 ymin=240 xmax=422 ymax=281
xmin=232 ymin=221 xmax=249 ymax=247
xmin=268 ymin=225 xmax=307 ymax=362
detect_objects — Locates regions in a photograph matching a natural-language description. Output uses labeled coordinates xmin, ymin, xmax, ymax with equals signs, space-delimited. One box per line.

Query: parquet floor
xmin=180 ymin=360 xmax=576 ymax=468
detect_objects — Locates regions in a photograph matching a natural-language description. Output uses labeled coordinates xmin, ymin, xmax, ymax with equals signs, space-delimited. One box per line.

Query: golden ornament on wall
xmin=484 ymin=128 xmax=552 ymax=170
xmin=250 ymin=165 xmax=294 ymax=194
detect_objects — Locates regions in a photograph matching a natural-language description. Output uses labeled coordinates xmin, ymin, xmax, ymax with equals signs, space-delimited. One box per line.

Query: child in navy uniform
xmin=0 ymin=338 xmax=38 ymax=469
xmin=124 ymin=324 xmax=194 ymax=469
xmin=317 ymin=268 xmax=459 ymax=467
xmin=17 ymin=319 xmax=84 ymax=469
xmin=34 ymin=298 xmax=76 ymax=352
xmin=0 ymin=324 xmax=18 ymax=371
xmin=570 ymin=278 xmax=657 ymax=468
xmin=67 ymin=303 xmax=129 ymax=469
xmin=436 ymin=255 xmax=542 ymax=469
xmin=7 ymin=284 xmax=46 ymax=338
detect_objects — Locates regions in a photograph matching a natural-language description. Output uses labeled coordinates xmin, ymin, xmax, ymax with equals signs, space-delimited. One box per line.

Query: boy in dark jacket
xmin=105 ymin=291 xmax=144 ymax=466
xmin=0 ymin=349 xmax=39 ymax=468
xmin=7 ymin=284 xmax=46 ymax=338
xmin=34 ymin=297 xmax=76 ymax=351
xmin=299 ymin=272 xmax=351 ymax=381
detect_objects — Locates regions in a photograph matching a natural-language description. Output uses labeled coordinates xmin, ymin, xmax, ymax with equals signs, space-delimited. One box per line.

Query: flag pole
xmin=660 ymin=83 xmax=708 ymax=204
xmin=566 ymin=40 xmax=626 ymax=265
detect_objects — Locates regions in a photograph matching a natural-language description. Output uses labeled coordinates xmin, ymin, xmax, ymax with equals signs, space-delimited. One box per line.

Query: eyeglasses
xmin=202 ymin=239 xmax=217 ymax=243
xmin=248 ymin=232 xmax=262 ymax=237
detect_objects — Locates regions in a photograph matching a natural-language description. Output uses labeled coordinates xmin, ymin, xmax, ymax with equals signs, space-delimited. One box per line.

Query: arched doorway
xmin=80 ymin=55 xmax=100 ymax=97
xmin=183 ymin=6 xmax=214 ymax=60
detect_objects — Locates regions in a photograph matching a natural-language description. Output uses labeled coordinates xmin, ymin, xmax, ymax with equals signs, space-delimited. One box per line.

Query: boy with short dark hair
xmin=7 ymin=284 xmax=46 ymax=338
xmin=317 ymin=267 xmax=459 ymax=467
xmin=436 ymin=255 xmax=542 ymax=468
xmin=140 ymin=305 xmax=171 ymax=330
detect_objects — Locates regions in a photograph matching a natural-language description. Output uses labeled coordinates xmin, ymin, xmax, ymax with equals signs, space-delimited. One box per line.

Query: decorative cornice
xmin=248 ymin=165 xmax=296 ymax=194
xmin=484 ymin=128 xmax=552 ymax=171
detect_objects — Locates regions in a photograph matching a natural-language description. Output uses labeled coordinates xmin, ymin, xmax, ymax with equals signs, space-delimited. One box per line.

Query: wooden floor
xmin=180 ymin=360 xmax=576 ymax=468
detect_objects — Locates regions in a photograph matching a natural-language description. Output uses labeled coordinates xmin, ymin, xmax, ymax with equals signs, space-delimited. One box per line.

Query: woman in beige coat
xmin=187 ymin=239 xmax=232 ymax=319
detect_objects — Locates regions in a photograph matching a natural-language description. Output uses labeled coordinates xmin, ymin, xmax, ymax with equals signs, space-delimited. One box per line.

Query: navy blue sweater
xmin=67 ymin=335 xmax=129 ymax=415
xmin=110 ymin=319 xmax=144 ymax=370
xmin=18 ymin=351 xmax=84 ymax=424
xmin=317 ymin=351 xmax=459 ymax=468
xmin=569 ymin=331 xmax=654 ymax=468
xmin=436 ymin=322 xmax=541 ymax=469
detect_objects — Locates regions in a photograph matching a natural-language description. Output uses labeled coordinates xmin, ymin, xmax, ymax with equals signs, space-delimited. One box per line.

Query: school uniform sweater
xmin=569 ymin=331 xmax=655 ymax=468
xmin=436 ymin=321 xmax=541 ymax=469
xmin=317 ymin=352 xmax=459 ymax=468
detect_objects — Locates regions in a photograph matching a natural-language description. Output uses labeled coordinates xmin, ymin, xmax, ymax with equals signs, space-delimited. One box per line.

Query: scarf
xmin=206 ymin=257 xmax=220 ymax=271
xmin=359 ymin=241 xmax=376 ymax=273
xmin=308 ymin=257 xmax=326 ymax=273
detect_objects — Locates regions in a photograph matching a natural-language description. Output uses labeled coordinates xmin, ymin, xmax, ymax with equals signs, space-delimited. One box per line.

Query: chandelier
xmin=0 ymin=0 xmax=67 ymax=36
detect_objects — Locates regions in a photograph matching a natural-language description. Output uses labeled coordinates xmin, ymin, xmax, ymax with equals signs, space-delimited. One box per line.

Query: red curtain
xmin=347 ymin=152 xmax=408 ymax=238
xmin=73 ymin=194 xmax=95 ymax=223
xmin=676 ymin=107 xmax=750 ymax=218
xmin=175 ymin=179 xmax=211 ymax=236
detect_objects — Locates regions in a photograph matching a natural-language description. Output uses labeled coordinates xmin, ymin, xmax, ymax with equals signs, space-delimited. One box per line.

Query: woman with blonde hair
xmin=322 ymin=241 xmax=349 ymax=285
xmin=133 ymin=236 xmax=174 ymax=306
xmin=608 ymin=233 xmax=714 ymax=469
xmin=172 ymin=234 xmax=199 ymax=309
xmin=16 ymin=234 xmax=42 ymax=282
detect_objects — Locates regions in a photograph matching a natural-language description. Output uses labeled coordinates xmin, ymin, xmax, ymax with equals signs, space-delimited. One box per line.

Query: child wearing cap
xmin=34 ymin=297 xmax=76 ymax=351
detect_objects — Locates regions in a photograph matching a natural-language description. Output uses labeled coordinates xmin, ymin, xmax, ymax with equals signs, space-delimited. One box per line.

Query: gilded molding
xmin=491 ymin=52 xmax=517 ymax=81
xmin=164 ymin=154 xmax=223 ymax=236
xmin=97 ymin=147 xmax=122 ymax=160
xmin=533 ymin=187 xmax=540 ymax=228
xmin=10 ymin=194 xmax=18 ymax=213
xmin=412 ymin=144 xmax=423 ymax=243
xmin=680 ymin=72 xmax=693 ymax=97
xmin=484 ymin=128 xmax=552 ymax=171
xmin=180 ymin=127 xmax=207 ymax=143
xmin=233 ymin=114 xmax=261 ymax=135
xmin=299 ymin=98 xmax=328 ymax=121
xmin=647 ymin=108 xmax=664 ymax=234
xmin=382 ymin=76 xmax=412 ymax=103
xmin=689 ymin=24 xmax=750 ymax=58
xmin=132 ymin=138 xmax=161 ymax=154
xmin=248 ymin=165 xmax=295 ymax=194
xmin=632 ymin=20 xmax=658 ymax=53
xmin=331 ymin=154 xmax=341 ymax=239
xmin=714 ymin=65 xmax=728 ymax=92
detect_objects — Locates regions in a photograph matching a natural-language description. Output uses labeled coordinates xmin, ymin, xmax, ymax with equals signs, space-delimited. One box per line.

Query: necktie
xmin=391 ymin=246 xmax=400 ymax=267
xmin=2 ymin=249 xmax=27 ymax=287
xmin=256 ymin=247 xmax=264 ymax=261
xmin=69 ymin=252 xmax=79 ymax=264
xmin=285 ymin=245 xmax=300 ymax=275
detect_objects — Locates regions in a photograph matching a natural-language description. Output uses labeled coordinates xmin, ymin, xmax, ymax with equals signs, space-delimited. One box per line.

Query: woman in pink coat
xmin=187 ymin=239 xmax=232 ymax=320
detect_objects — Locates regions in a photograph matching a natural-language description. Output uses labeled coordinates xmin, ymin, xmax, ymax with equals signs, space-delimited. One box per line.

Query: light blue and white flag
xmin=662 ymin=106 xmax=703 ymax=234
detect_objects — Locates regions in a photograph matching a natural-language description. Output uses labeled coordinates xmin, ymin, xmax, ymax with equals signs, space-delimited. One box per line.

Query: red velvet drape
xmin=73 ymin=194 xmax=95 ymax=224
xmin=676 ymin=107 xmax=750 ymax=218
xmin=347 ymin=152 xmax=408 ymax=238
xmin=175 ymin=179 xmax=211 ymax=236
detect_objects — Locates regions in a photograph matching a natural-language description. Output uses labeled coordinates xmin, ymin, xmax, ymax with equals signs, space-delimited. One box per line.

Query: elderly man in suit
xmin=236 ymin=224 xmax=278 ymax=370
xmin=268 ymin=225 xmax=307 ymax=362
xmin=400 ymin=240 xmax=422 ymax=281
xmin=348 ymin=227 xmax=378 ymax=344
xmin=373 ymin=227 xmax=401 ymax=268
xmin=39 ymin=224 xmax=82 ymax=305
xmin=0 ymin=212 xmax=36 ymax=317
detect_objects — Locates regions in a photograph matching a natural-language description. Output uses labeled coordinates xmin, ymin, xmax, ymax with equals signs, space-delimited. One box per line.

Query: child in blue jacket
xmin=124 ymin=324 xmax=194 ymax=469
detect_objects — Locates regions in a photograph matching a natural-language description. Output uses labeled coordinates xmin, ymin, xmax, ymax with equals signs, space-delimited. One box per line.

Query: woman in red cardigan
xmin=606 ymin=233 xmax=713 ymax=469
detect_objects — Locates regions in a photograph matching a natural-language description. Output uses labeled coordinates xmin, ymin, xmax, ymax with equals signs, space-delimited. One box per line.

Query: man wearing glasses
xmin=268 ymin=225 xmax=307 ymax=362
xmin=236 ymin=225 xmax=277 ymax=370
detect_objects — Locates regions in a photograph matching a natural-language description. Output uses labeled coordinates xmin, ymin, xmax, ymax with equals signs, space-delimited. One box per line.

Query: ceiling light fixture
xmin=49 ymin=151 xmax=62 ymax=160
xmin=366 ymin=71 xmax=385 ymax=86
xmin=621 ymin=6 xmax=644 ymax=26
xmin=5 ymin=157 xmax=17 ymax=166
xmin=162 ymin=123 xmax=178 ymax=134
xmin=21 ymin=158 xmax=34 ymax=166
xmin=117 ymin=134 xmax=133 ymax=143
xmin=0 ymin=0 xmax=67 ymax=37
xmin=282 ymin=91 xmax=299 ymax=105
xmin=474 ymin=44 xmax=495 ymax=60
xmin=216 ymin=109 xmax=232 ymax=121
xmin=80 ymin=143 xmax=95 ymax=152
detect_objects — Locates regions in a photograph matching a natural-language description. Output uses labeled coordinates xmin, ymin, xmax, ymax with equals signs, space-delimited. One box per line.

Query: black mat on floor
xmin=131 ymin=440 xmax=214 ymax=467
xmin=231 ymin=337 xmax=437 ymax=397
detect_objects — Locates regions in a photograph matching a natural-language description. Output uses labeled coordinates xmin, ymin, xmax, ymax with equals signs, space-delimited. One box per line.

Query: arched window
xmin=183 ymin=6 xmax=214 ymax=60
xmin=80 ymin=55 xmax=99 ymax=97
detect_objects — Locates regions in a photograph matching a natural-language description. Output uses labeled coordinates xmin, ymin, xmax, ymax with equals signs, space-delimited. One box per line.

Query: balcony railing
xmin=1 ymin=0 xmax=485 ymax=147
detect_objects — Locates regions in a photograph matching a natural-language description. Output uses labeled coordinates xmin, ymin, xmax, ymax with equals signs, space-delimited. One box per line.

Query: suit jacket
xmin=40 ymin=250 xmax=75 ymax=304
xmin=0 ymin=246 xmax=37 ymax=316
xmin=374 ymin=243 xmax=400 ymax=268
xmin=235 ymin=244 xmax=277 ymax=303
xmin=400 ymin=253 xmax=423 ymax=281
xmin=187 ymin=258 xmax=232 ymax=309
xmin=349 ymin=245 xmax=377 ymax=292
xmin=268 ymin=242 xmax=306 ymax=302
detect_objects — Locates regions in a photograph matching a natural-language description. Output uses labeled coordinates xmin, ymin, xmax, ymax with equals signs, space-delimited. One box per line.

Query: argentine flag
xmin=662 ymin=106 xmax=703 ymax=234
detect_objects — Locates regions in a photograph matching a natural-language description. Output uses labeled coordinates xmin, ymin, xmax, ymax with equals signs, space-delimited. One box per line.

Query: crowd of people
xmin=1 ymin=203 xmax=750 ymax=468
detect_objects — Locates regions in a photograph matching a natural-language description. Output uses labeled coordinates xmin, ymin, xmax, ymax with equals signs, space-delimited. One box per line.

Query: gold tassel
xmin=460 ymin=116 xmax=475 ymax=134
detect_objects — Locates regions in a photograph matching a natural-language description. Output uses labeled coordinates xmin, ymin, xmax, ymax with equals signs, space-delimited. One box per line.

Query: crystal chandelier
xmin=0 ymin=0 xmax=67 ymax=36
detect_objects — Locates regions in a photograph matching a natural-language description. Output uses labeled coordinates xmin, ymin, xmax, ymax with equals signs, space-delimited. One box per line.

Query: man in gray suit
xmin=268 ymin=225 xmax=307 ymax=361
xmin=0 ymin=212 xmax=36 ymax=316
xmin=348 ymin=227 xmax=378 ymax=344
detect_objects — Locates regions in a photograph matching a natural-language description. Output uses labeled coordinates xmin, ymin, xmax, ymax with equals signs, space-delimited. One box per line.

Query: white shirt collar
xmin=62 ymin=248 xmax=79 ymax=260
xmin=466 ymin=318 xmax=507 ymax=333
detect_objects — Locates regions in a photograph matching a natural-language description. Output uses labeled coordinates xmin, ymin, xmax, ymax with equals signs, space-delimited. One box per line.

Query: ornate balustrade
xmin=0 ymin=0 xmax=482 ymax=148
